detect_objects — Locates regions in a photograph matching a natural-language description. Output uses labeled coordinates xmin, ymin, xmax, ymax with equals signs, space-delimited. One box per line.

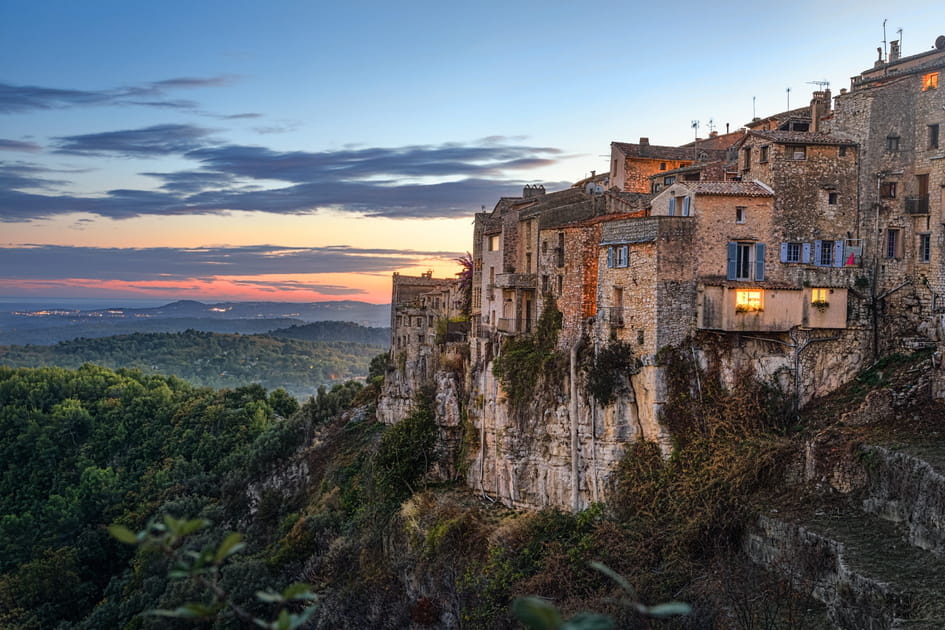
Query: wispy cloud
xmin=1 ymin=136 xmax=571 ymax=221
xmin=0 ymin=244 xmax=461 ymax=280
xmin=0 ymin=139 xmax=42 ymax=152
xmin=54 ymin=124 xmax=216 ymax=157
xmin=0 ymin=76 xmax=237 ymax=114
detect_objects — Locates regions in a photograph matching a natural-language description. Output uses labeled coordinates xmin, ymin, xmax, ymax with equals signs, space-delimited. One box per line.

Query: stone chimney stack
xmin=639 ymin=137 xmax=649 ymax=146
xmin=890 ymin=40 xmax=901 ymax=62
xmin=522 ymin=184 xmax=545 ymax=198
xmin=810 ymin=89 xmax=832 ymax=133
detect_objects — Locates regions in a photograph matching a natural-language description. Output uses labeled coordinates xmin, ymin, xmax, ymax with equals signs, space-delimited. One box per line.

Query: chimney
xmin=639 ymin=137 xmax=649 ymax=145
xmin=709 ymin=130 xmax=718 ymax=138
xmin=810 ymin=90 xmax=830 ymax=133
xmin=890 ymin=40 xmax=901 ymax=62
xmin=522 ymin=184 xmax=545 ymax=198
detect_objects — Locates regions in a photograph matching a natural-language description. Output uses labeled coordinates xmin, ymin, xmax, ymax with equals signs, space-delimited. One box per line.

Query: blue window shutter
xmin=620 ymin=245 xmax=628 ymax=267
xmin=780 ymin=242 xmax=788 ymax=263
xmin=813 ymin=240 xmax=823 ymax=267
xmin=802 ymin=242 xmax=811 ymax=263
xmin=754 ymin=243 xmax=766 ymax=281
xmin=682 ymin=196 xmax=691 ymax=216
xmin=607 ymin=247 xmax=613 ymax=268
xmin=668 ymin=197 xmax=676 ymax=216
xmin=726 ymin=242 xmax=738 ymax=280
xmin=833 ymin=240 xmax=844 ymax=267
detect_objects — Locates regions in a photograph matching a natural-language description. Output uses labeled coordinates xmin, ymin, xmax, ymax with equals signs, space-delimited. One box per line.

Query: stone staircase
xmin=745 ymin=444 xmax=945 ymax=629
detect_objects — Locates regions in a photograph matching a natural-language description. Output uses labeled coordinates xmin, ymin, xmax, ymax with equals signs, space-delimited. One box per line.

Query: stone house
xmin=828 ymin=36 xmax=945 ymax=352
xmin=610 ymin=138 xmax=726 ymax=194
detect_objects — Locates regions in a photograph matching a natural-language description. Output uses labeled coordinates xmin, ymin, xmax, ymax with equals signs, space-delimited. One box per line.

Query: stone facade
xmin=379 ymin=35 xmax=945 ymax=511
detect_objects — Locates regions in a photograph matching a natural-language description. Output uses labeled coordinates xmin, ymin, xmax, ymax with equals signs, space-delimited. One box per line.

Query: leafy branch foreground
xmin=109 ymin=515 xmax=317 ymax=629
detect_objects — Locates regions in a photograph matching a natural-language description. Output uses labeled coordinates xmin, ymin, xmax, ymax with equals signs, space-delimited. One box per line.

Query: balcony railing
xmin=494 ymin=273 xmax=537 ymax=289
xmin=610 ymin=307 xmax=625 ymax=327
xmin=906 ymin=196 xmax=930 ymax=214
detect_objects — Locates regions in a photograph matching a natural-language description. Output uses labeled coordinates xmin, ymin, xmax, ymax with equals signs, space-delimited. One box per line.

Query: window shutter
xmin=813 ymin=240 xmax=823 ymax=267
xmin=754 ymin=243 xmax=766 ymax=281
xmin=607 ymin=247 xmax=613 ymax=268
xmin=682 ymin=196 xmax=691 ymax=216
xmin=726 ymin=242 xmax=738 ymax=280
xmin=619 ymin=245 xmax=628 ymax=267
xmin=668 ymin=197 xmax=676 ymax=216
xmin=780 ymin=242 xmax=788 ymax=263
xmin=833 ymin=240 xmax=844 ymax=267
xmin=802 ymin=242 xmax=811 ymax=264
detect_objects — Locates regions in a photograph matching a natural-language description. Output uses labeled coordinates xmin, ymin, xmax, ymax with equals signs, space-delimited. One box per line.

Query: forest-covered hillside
xmin=0 ymin=330 xmax=384 ymax=399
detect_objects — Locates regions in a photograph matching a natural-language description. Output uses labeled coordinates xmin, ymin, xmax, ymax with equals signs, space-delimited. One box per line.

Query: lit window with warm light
xmin=736 ymin=289 xmax=763 ymax=312
xmin=923 ymin=72 xmax=939 ymax=91
xmin=811 ymin=288 xmax=829 ymax=303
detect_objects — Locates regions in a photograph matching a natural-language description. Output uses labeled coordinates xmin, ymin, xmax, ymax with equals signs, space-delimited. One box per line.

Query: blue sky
xmin=2 ymin=0 xmax=943 ymax=303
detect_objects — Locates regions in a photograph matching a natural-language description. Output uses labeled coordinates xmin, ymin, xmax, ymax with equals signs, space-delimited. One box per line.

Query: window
xmin=681 ymin=196 xmax=690 ymax=216
xmin=542 ymin=275 xmax=549 ymax=293
xmin=923 ymin=72 xmax=939 ymax=91
xmin=735 ymin=206 xmax=746 ymax=224
xmin=487 ymin=235 xmax=499 ymax=251
xmin=811 ymin=288 xmax=830 ymax=309
xmin=557 ymin=275 xmax=563 ymax=294
xmin=668 ymin=197 xmax=675 ymax=216
xmin=781 ymin=242 xmax=802 ymax=263
xmin=525 ymin=252 xmax=532 ymax=273
xmin=786 ymin=145 xmax=806 ymax=160
xmin=664 ymin=176 xmax=676 ymax=185
xmin=608 ymin=245 xmax=630 ymax=267
xmin=828 ymin=192 xmax=839 ymax=205
xmin=886 ymin=135 xmax=900 ymax=152
xmin=660 ymin=162 xmax=667 ymax=170
xmin=652 ymin=183 xmax=662 ymax=193
xmin=556 ymin=232 xmax=565 ymax=267
xmin=839 ymin=145 xmax=847 ymax=157
xmin=759 ymin=146 xmax=769 ymax=163
xmin=930 ymin=124 xmax=940 ymax=149
xmin=727 ymin=242 xmax=765 ymax=281
xmin=542 ymin=240 xmax=547 ymax=253
xmin=885 ymin=229 xmax=900 ymax=258
xmin=919 ymin=233 xmax=931 ymax=263
xmin=742 ymin=147 xmax=751 ymax=171
xmin=880 ymin=182 xmax=897 ymax=198
xmin=736 ymin=290 xmax=763 ymax=312
xmin=815 ymin=240 xmax=839 ymax=267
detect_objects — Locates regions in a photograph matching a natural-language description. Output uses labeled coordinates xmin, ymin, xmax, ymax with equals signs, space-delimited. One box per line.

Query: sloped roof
xmin=679 ymin=130 xmax=746 ymax=150
xmin=748 ymin=130 xmax=856 ymax=146
xmin=744 ymin=105 xmax=811 ymax=129
xmin=612 ymin=141 xmax=701 ymax=161
xmin=687 ymin=181 xmax=774 ymax=197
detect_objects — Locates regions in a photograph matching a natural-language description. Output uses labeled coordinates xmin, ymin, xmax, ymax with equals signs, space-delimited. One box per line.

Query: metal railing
xmin=906 ymin=196 xmax=930 ymax=214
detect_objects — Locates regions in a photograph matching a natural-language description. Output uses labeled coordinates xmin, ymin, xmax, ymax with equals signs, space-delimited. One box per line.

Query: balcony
xmin=906 ymin=196 xmax=930 ymax=215
xmin=496 ymin=317 xmax=534 ymax=334
xmin=598 ymin=306 xmax=625 ymax=327
xmin=494 ymin=273 xmax=537 ymax=289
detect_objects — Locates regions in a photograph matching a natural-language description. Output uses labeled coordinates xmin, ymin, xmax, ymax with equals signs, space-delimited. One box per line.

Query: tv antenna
xmin=691 ymin=120 xmax=699 ymax=159
xmin=806 ymin=79 xmax=830 ymax=89
xmin=786 ymin=87 xmax=791 ymax=110
xmin=707 ymin=118 xmax=716 ymax=133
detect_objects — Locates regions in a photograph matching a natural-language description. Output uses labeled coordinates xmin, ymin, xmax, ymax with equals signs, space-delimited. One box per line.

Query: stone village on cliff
xmin=378 ymin=34 xmax=945 ymax=512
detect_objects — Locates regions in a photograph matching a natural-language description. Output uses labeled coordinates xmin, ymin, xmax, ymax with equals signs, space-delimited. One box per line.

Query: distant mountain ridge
xmin=0 ymin=300 xmax=391 ymax=345
xmin=67 ymin=299 xmax=391 ymax=325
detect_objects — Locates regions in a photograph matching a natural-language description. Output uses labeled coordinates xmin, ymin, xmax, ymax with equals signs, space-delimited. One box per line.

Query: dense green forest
xmin=0 ymin=330 xmax=384 ymax=399
xmin=0 ymin=364 xmax=312 ymax=628
xmin=267 ymin=321 xmax=390 ymax=346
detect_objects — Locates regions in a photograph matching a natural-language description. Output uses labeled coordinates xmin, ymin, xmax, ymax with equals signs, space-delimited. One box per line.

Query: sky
xmin=2 ymin=0 xmax=944 ymax=305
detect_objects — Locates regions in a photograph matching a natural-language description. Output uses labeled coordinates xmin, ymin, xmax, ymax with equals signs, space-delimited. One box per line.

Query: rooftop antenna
xmin=752 ymin=96 xmax=756 ymax=119
xmin=786 ymin=87 xmax=791 ymax=110
xmin=807 ymin=79 xmax=830 ymax=90
xmin=707 ymin=118 xmax=716 ymax=134
xmin=897 ymin=27 xmax=902 ymax=53
xmin=691 ymin=120 xmax=699 ymax=159
xmin=883 ymin=18 xmax=888 ymax=62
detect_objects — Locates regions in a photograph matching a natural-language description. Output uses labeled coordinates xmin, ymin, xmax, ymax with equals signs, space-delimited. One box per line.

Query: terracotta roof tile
xmin=748 ymin=130 xmax=856 ymax=146
xmin=687 ymin=181 xmax=773 ymax=197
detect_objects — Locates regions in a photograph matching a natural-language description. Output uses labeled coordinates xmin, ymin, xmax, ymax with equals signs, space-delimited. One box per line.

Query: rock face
xmin=746 ymin=443 xmax=945 ymax=629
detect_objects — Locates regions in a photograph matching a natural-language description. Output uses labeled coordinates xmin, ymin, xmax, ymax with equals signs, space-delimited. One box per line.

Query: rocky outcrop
xmin=747 ymin=444 xmax=945 ymax=628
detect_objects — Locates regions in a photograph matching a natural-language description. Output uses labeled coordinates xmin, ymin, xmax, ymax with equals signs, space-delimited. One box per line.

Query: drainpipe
xmin=570 ymin=342 xmax=581 ymax=511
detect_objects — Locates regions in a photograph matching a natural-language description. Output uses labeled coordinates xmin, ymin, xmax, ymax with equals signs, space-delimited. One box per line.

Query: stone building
xmin=828 ymin=36 xmax=945 ymax=354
